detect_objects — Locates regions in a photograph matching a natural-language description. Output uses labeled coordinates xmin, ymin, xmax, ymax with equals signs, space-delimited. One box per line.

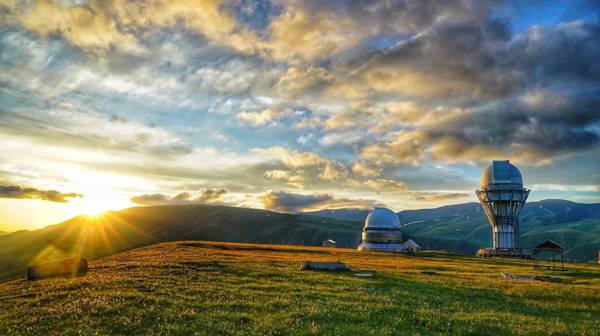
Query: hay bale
xmin=27 ymin=258 xmax=88 ymax=280
xmin=301 ymin=261 xmax=351 ymax=271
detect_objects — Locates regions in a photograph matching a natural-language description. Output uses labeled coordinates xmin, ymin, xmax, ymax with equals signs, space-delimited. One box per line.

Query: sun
xmin=68 ymin=193 xmax=131 ymax=217
xmin=57 ymin=170 xmax=134 ymax=219
xmin=72 ymin=198 xmax=111 ymax=216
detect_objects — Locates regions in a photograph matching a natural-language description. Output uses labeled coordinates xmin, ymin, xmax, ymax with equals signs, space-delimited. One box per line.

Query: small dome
xmin=364 ymin=207 xmax=400 ymax=229
xmin=481 ymin=160 xmax=523 ymax=189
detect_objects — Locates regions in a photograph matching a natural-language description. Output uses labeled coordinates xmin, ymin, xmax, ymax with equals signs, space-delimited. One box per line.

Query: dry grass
xmin=1 ymin=241 xmax=599 ymax=335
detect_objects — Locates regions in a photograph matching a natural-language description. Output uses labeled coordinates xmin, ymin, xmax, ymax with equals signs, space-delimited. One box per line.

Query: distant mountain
xmin=0 ymin=231 xmax=11 ymax=236
xmin=303 ymin=200 xmax=600 ymax=261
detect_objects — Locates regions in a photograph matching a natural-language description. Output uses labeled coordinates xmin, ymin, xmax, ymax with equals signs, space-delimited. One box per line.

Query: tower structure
xmin=357 ymin=207 xmax=405 ymax=252
xmin=475 ymin=160 xmax=530 ymax=258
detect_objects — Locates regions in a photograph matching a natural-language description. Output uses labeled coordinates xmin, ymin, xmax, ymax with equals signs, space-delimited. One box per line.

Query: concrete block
xmin=300 ymin=261 xmax=351 ymax=271
xmin=27 ymin=258 xmax=88 ymax=280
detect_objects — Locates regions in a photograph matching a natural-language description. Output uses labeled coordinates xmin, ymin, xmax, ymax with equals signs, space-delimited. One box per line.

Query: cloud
xmin=195 ymin=188 xmax=228 ymax=202
xmin=291 ymin=117 xmax=322 ymax=130
xmin=275 ymin=66 xmax=333 ymax=95
xmin=357 ymin=14 xmax=517 ymax=100
xmin=130 ymin=188 xmax=228 ymax=205
xmin=259 ymin=146 xmax=332 ymax=169
xmin=237 ymin=107 xmax=292 ymax=126
xmin=13 ymin=0 xmax=141 ymax=54
xmin=263 ymin=170 xmax=291 ymax=180
xmin=262 ymin=0 xmax=479 ymax=62
xmin=365 ymin=179 xmax=408 ymax=193
xmin=263 ymin=6 xmax=355 ymax=61
xmin=317 ymin=164 xmax=348 ymax=182
xmin=256 ymin=146 xmax=353 ymax=186
xmin=0 ymin=107 xmax=191 ymax=158
xmin=0 ymin=184 xmax=83 ymax=203
xmin=422 ymin=91 xmax=600 ymax=164
xmin=258 ymin=190 xmax=380 ymax=213
xmin=4 ymin=0 xmax=258 ymax=55
xmin=359 ymin=131 xmax=426 ymax=167
xmin=410 ymin=192 xmax=469 ymax=202
xmin=130 ymin=193 xmax=186 ymax=206
xmin=194 ymin=59 xmax=259 ymax=94
xmin=351 ymin=162 xmax=382 ymax=178
xmin=324 ymin=111 xmax=366 ymax=131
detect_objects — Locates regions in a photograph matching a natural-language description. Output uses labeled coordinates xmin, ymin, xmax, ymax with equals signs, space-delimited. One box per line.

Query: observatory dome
xmin=364 ymin=207 xmax=400 ymax=229
xmin=481 ymin=160 xmax=523 ymax=190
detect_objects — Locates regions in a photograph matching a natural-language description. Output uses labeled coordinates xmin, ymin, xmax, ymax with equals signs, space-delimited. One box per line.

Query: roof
xmin=534 ymin=240 xmax=565 ymax=252
xmin=364 ymin=207 xmax=400 ymax=229
xmin=403 ymin=239 xmax=421 ymax=248
xmin=481 ymin=160 xmax=524 ymax=189
xmin=324 ymin=239 xmax=336 ymax=244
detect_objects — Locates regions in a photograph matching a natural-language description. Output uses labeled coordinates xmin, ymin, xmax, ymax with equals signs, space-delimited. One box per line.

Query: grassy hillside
xmin=0 ymin=205 xmax=363 ymax=281
xmin=0 ymin=241 xmax=599 ymax=335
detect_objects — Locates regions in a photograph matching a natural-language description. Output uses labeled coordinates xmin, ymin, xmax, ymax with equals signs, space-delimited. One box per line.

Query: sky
xmin=0 ymin=0 xmax=599 ymax=231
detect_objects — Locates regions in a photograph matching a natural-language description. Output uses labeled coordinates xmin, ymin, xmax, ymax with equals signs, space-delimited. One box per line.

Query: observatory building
xmin=476 ymin=160 xmax=530 ymax=258
xmin=357 ymin=207 xmax=406 ymax=252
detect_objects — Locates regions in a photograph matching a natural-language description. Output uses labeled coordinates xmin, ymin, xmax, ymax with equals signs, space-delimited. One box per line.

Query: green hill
xmin=1 ymin=241 xmax=599 ymax=335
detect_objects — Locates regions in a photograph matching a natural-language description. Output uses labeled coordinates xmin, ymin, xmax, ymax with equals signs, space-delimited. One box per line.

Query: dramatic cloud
xmin=258 ymin=190 xmax=380 ymax=213
xmin=130 ymin=189 xmax=228 ymax=206
xmin=359 ymin=131 xmax=426 ymax=167
xmin=2 ymin=0 xmax=257 ymax=54
xmin=0 ymin=184 xmax=82 ymax=203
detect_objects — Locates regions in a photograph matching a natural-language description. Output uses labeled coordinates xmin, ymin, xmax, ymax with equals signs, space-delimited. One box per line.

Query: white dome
xmin=481 ymin=160 xmax=523 ymax=189
xmin=364 ymin=207 xmax=400 ymax=229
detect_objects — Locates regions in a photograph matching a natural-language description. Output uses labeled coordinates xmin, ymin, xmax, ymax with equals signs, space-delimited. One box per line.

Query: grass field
xmin=1 ymin=241 xmax=599 ymax=335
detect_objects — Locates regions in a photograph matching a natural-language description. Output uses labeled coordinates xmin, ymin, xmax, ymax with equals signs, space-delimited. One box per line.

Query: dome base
xmin=357 ymin=242 xmax=407 ymax=253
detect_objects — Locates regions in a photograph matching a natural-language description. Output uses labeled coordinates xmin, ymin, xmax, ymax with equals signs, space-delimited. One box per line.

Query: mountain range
xmin=0 ymin=199 xmax=598 ymax=281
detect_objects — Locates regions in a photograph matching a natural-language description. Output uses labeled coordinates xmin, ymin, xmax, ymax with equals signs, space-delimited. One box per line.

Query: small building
xmin=322 ymin=239 xmax=337 ymax=248
xmin=597 ymin=250 xmax=600 ymax=264
xmin=403 ymin=239 xmax=422 ymax=253
xmin=533 ymin=240 xmax=565 ymax=269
